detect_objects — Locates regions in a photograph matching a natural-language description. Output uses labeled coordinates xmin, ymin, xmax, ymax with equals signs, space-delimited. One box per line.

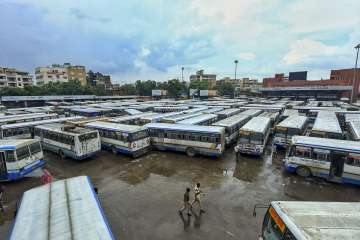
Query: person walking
xmin=190 ymin=183 xmax=205 ymax=213
xmin=179 ymin=187 xmax=191 ymax=216
xmin=0 ymin=185 xmax=4 ymax=212
xmin=41 ymin=169 xmax=53 ymax=185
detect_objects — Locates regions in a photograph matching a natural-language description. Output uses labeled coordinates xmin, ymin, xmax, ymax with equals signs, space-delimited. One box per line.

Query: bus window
xmin=283 ymin=229 xmax=296 ymax=240
xmin=346 ymin=153 xmax=360 ymax=167
xmin=16 ymin=146 xmax=30 ymax=160
xmin=5 ymin=151 xmax=16 ymax=162
xmin=313 ymin=148 xmax=330 ymax=162
xmin=30 ymin=142 xmax=42 ymax=154
xmin=295 ymin=146 xmax=311 ymax=158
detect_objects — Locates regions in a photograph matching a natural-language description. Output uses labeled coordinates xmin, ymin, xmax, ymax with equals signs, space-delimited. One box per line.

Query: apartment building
xmin=35 ymin=63 xmax=86 ymax=86
xmin=190 ymin=70 xmax=217 ymax=89
xmin=0 ymin=67 xmax=34 ymax=88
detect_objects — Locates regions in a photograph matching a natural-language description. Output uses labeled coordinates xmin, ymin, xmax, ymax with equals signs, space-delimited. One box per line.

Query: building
xmin=63 ymin=63 xmax=86 ymax=85
xmin=0 ymin=67 xmax=34 ymax=88
xmin=190 ymin=70 xmax=217 ymax=89
xmin=217 ymin=77 xmax=261 ymax=92
xmin=86 ymin=71 xmax=113 ymax=92
xmin=261 ymin=68 xmax=360 ymax=102
xmin=216 ymin=77 xmax=240 ymax=86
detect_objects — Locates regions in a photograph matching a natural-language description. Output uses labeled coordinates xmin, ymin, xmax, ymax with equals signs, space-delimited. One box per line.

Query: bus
xmin=239 ymin=109 xmax=263 ymax=118
xmin=310 ymin=111 xmax=343 ymax=139
xmin=284 ymin=136 xmax=360 ymax=185
xmin=85 ymin=121 xmax=150 ymax=157
xmin=256 ymin=201 xmax=360 ymax=240
xmin=0 ymin=116 xmax=83 ymax=140
xmin=69 ymin=107 xmax=113 ymax=117
xmin=212 ymin=113 xmax=250 ymax=145
xmin=177 ymin=113 xmax=218 ymax=125
xmin=258 ymin=112 xmax=280 ymax=126
xmin=0 ymin=139 xmax=45 ymax=181
xmin=215 ymin=108 xmax=242 ymax=120
xmin=108 ymin=112 xmax=157 ymax=125
xmin=273 ymin=116 xmax=308 ymax=148
xmin=9 ymin=176 xmax=115 ymax=240
xmin=0 ymin=113 xmax=58 ymax=126
xmin=139 ymin=112 xmax=184 ymax=124
xmin=146 ymin=123 xmax=225 ymax=157
xmin=34 ymin=123 xmax=101 ymax=160
xmin=235 ymin=117 xmax=271 ymax=156
xmin=202 ymin=107 xmax=224 ymax=114
xmin=153 ymin=106 xmax=189 ymax=113
xmin=160 ymin=112 xmax=202 ymax=123
xmin=347 ymin=120 xmax=360 ymax=141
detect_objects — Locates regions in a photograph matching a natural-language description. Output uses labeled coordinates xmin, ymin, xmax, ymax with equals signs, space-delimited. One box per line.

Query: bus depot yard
xmin=2 ymin=97 xmax=360 ymax=239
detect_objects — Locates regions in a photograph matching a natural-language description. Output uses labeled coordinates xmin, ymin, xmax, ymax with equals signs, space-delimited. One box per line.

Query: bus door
xmin=329 ymin=151 xmax=346 ymax=180
xmin=0 ymin=152 xmax=7 ymax=180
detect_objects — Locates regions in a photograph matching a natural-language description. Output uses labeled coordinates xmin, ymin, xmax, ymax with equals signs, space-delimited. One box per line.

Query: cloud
xmin=237 ymin=52 xmax=256 ymax=61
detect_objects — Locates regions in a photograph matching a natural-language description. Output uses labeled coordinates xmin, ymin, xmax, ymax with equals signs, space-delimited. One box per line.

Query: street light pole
xmin=181 ymin=67 xmax=184 ymax=82
xmin=351 ymin=44 xmax=360 ymax=103
xmin=234 ymin=60 xmax=238 ymax=98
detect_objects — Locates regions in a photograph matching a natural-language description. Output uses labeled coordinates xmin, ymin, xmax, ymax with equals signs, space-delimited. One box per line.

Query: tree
xmin=216 ymin=83 xmax=235 ymax=98
xmin=135 ymin=80 xmax=156 ymax=96
xmin=167 ymin=79 xmax=183 ymax=98
xmin=189 ymin=80 xmax=208 ymax=90
xmin=119 ymin=84 xmax=136 ymax=95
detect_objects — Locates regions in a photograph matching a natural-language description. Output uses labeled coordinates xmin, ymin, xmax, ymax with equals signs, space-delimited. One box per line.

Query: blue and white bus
xmin=177 ymin=113 xmax=218 ymax=125
xmin=85 ymin=121 xmax=151 ymax=157
xmin=284 ymin=136 xmax=360 ymax=185
xmin=0 ymin=139 xmax=45 ymax=181
xmin=212 ymin=113 xmax=250 ymax=145
xmin=34 ymin=123 xmax=101 ymax=160
xmin=273 ymin=116 xmax=308 ymax=148
xmin=8 ymin=176 xmax=115 ymax=240
xmin=146 ymin=123 xmax=225 ymax=157
xmin=215 ymin=108 xmax=242 ymax=120
xmin=310 ymin=111 xmax=343 ymax=139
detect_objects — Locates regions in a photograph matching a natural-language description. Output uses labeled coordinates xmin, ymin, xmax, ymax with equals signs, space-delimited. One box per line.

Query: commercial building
xmin=0 ymin=67 xmax=34 ymax=88
xmin=63 ymin=63 xmax=86 ymax=85
xmin=86 ymin=71 xmax=113 ymax=92
xmin=261 ymin=68 xmax=360 ymax=102
xmin=35 ymin=65 xmax=69 ymax=86
xmin=190 ymin=70 xmax=217 ymax=89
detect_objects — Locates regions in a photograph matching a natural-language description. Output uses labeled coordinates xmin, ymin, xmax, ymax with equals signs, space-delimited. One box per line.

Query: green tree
xmin=189 ymin=80 xmax=208 ymax=90
xmin=216 ymin=83 xmax=235 ymax=98
xmin=119 ymin=84 xmax=136 ymax=95
xmin=135 ymin=80 xmax=156 ymax=96
xmin=167 ymin=79 xmax=183 ymax=98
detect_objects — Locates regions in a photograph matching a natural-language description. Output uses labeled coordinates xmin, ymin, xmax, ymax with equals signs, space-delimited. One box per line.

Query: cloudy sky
xmin=0 ymin=0 xmax=359 ymax=83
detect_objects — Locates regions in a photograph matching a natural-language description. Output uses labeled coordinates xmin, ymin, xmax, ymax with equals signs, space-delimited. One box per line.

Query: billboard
xmin=289 ymin=71 xmax=307 ymax=81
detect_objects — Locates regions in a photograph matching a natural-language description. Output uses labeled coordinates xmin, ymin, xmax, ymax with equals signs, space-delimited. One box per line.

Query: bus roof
xmin=291 ymin=136 xmax=360 ymax=153
xmin=0 ymin=113 xmax=58 ymax=124
xmin=9 ymin=176 xmax=114 ymax=240
xmin=239 ymin=109 xmax=263 ymax=117
xmin=276 ymin=116 xmax=308 ymax=129
xmin=145 ymin=122 xmax=224 ymax=134
xmin=1 ymin=116 xmax=83 ymax=130
xmin=161 ymin=112 xmax=203 ymax=122
xmin=177 ymin=114 xmax=217 ymax=125
xmin=271 ymin=201 xmax=360 ymax=240
xmin=212 ymin=113 xmax=250 ymax=128
xmin=108 ymin=112 xmax=157 ymax=123
xmin=0 ymin=139 xmax=39 ymax=150
xmin=85 ymin=121 xmax=146 ymax=133
xmin=215 ymin=108 xmax=241 ymax=115
xmin=312 ymin=114 xmax=342 ymax=134
xmin=124 ymin=109 xmax=142 ymax=115
xmin=35 ymin=123 xmax=97 ymax=135
xmin=240 ymin=116 xmax=271 ymax=134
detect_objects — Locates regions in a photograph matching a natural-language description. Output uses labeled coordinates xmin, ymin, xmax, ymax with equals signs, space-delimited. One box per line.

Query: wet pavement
xmin=1 ymin=147 xmax=360 ymax=240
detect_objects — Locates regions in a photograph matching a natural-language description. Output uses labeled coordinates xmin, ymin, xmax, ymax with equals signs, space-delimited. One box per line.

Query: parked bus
xmin=259 ymin=111 xmax=280 ymax=126
xmin=9 ymin=176 xmax=115 ymax=240
xmin=235 ymin=117 xmax=271 ymax=156
xmin=212 ymin=114 xmax=250 ymax=145
xmin=0 ymin=113 xmax=58 ymax=126
xmin=273 ymin=116 xmax=308 ymax=148
xmin=347 ymin=120 xmax=360 ymax=141
xmin=34 ymin=123 xmax=101 ymax=160
xmin=255 ymin=201 xmax=360 ymax=240
xmin=139 ymin=112 xmax=184 ymax=124
xmin=0 ymin=139 xmax=45 ymax=181
xmin=284 ymin=136 xmax=360 ymax=185
xmin=153 ymin=106 xmax=189 ymax=113
xmin=108 ymin=112 xmax=157 ymax=125
xmin=146 ymin=123 xmax=225 ymax=157
xmin=215 ymin=108 xmax=242 ymax=120
xmin=69 ymin=107 xmax=113 ymax=117
xmin=160 ymin=112 xmax=202 ymax=123
xmin=85 ymin=121 xmax=150 ymax=157
xmin=310 ymin=111 xmax=343 ymax=139
xmin=177 ymin=113 xmax=218 ymax=125
xmin=0 ymin=116 xmax=83 ymax=140
xmin=239 ymin=109 xmax=263 ymax=117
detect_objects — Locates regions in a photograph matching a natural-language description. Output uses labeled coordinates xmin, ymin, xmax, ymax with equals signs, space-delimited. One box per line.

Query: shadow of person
xmin=191 ymin=208 xmax=202 ymax=229
xmin=179 ymin=213 xmax=191 ymax=231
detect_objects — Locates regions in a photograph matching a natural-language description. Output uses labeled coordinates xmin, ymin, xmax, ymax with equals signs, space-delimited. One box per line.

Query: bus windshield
xmin=263 ymin=207 xmax=285 ymax=240
xmin=79 ymin=132 xmax=98 ymax=142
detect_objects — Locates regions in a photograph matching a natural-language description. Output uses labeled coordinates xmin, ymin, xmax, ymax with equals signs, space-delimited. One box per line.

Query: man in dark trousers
xmin=179 ymin=187 xmax=191 ymax=216
xmin=0 ymin=185 xmax=4 ymax=212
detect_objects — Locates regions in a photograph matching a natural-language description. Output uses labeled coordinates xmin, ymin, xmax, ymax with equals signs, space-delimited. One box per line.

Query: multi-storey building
xmin=86 ymin=71 xmax=113 ymax=92
xmin=217 ymin=77 xmax=261 ymax=92
xmin=0 ymin=67 xmax=34 ymax=88
xmin=35 ymin=63 xmax=86 ymax=86
xmin=190 ymin=70 xmax=217 ymax=89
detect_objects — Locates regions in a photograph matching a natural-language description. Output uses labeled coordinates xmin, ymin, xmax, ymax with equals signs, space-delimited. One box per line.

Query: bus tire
xmin=59 ymin=150 xmax=66 ymax=159
xmin=111 ymin=146 xmax=117 ymax=154
xmin=296 ymin=166 xmax=311 ymax=178
xmin=186 ymin=148 xmax=196 ymax=157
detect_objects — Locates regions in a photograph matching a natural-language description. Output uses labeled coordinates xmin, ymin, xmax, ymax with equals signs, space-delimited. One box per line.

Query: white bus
xmin=0 ymin=113 xmax=58 ymax=126
xmin=34 ymin=124 xmax=101 ymax=160
xmin=108 ymin=112 xmax=157 ymax=125
xmin=0 ymin=116 xmax=83 ymax=140
xmin=85 ymin=121 xmax=150 ymax=157
xmin=284 ymin=136 xmax=360 ymax=185
xmin=258 ymin=111 xmax=280 ymax=126
xmin=160 ymin=112 xmax=202 ymax=123
xmin=139 ymin=112 xmax=184 ymax=124
xmin=212 ymin=113 xmax=251 ymax=145
xmin=0 ymin=139 xmax=45 ymax=181
xmin=153 ymin=106 xmax=189 ymax=113
xmin=9 ymin=176 xmax=115 ymax=240
xmin=239 ymin=109 xmax=263 ymax=118
xmin=215 ymin=108 xmax=242 ymax=120
xmin=273 ymin=116 xmax=308 ymax=148
xmin=235 ymin=117 xmax=271 ymax=156
xmin=177 ymin=113 xmax=218 ymax=125
xmin=256 ymin=201 xmax=360 ymax=240
xmin=146 ymin=123 xmax=225 ymax=157
xmin=310 ymin=111 xmax=343 ymax=139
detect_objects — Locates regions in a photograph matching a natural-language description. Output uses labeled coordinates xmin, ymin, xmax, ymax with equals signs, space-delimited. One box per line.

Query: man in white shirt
xmin=190 ymin=183 xmax=205 ymax=213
